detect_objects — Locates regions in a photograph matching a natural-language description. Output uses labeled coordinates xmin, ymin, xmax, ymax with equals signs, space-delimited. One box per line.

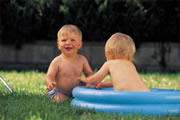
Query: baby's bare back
xmin=108 ymin=60 xmax=149 ymax=91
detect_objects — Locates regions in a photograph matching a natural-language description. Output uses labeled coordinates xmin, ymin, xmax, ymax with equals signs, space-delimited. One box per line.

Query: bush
xmin=2 ymin=0 xmax=179 ymax=48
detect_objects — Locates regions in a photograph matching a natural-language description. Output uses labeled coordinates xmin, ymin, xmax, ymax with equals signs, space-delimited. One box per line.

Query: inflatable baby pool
xmin=71 ymin=86 xmax=180 ymax=115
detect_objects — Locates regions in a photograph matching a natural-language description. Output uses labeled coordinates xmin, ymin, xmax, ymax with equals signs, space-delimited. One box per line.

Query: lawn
xmin=0 ymin=70 xmax=180 ymax=120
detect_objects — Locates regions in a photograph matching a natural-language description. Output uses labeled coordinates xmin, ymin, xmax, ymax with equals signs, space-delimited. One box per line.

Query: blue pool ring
xmin=71 ymin=86 xmax=180 ymax=115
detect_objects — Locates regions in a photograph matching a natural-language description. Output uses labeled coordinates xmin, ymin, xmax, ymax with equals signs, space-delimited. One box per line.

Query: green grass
xmin=0 ymin=70 xmax=180 ymax=120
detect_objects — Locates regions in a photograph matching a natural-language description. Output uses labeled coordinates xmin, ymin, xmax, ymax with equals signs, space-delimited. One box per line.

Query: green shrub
xmin=2 ymin=0 xmax=179 ymax=48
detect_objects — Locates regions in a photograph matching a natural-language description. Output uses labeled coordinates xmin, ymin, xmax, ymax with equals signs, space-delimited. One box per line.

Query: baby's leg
xmin=51 ymin=93 xmax=68 ymax=103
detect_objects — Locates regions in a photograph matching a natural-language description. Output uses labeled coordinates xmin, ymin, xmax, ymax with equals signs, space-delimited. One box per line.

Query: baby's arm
xmin=81 ymin=56 xmax=94 ymax=87
xmin=77 ymin=62 xmax=109 ymax=85
xmin=82 ymin=56 xmax=93 ymax=77
xmin=45 ymin=58 xmax=58 ymax=92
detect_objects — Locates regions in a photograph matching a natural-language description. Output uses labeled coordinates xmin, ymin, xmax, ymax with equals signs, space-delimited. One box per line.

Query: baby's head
xmin=105 ymin=32 xmax=136 ymax=61
xmin=57 ymin=24 xmax=82 ymax=43
xmin=57 ymin=24 xmax=82 ymax=56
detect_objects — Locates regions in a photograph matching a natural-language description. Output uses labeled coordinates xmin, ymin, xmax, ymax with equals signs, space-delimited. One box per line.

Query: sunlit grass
xmin=140 ymin=73 xmax=180 ymax=90
xmin=0 ymin=71 xmax=180 ymax=120
xmin=0 ymin=70 xmax=46 ymax=95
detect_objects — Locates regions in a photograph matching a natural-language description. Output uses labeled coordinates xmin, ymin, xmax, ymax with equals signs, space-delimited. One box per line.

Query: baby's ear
xmin=106 ymin=50 xmax=113 ymax=57
xmin=57 ymin=42 xmax=61 ymax=50
xmin=106 ymin=50 xmax=115 ymax=60
xmin=78 ymin=42 xmax=82 ymax=49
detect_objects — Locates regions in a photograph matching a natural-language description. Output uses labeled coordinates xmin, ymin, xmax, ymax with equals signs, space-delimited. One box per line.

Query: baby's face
xmin=58 ymin=32 xmax=82 ymax=57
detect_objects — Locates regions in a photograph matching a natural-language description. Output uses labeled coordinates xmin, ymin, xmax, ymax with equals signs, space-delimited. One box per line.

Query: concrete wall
xmin=135 ymin=43 xmax=180 ymax=72
xmin=0 ymin=41 xmax=180 ymax=72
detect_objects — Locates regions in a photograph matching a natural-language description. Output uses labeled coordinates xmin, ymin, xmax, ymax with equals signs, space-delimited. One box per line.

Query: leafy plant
xmin=2 ymin=0 xmax=179 ymax=47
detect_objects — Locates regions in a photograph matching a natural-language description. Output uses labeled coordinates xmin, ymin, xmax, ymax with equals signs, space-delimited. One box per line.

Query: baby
xmin=77 ymin=32 xmax=149 ymax=91
xmin=45 ymin=24 xmax=93 ymax=102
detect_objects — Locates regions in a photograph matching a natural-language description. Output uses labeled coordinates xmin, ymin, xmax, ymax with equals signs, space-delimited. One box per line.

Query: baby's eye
xmin=71 ymin=39 xmax=75 ymax=42
xmin=61 ymin=39 xmax=66 ymax=42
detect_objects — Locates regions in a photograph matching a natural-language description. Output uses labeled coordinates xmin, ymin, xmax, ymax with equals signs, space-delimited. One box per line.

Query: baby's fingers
xmin=46 ymin=83 xmax=55 ymax=92
xmin=96 ymin=83 xmax=103 ymax=89
xmin=76 ymin=77 xmax=82 ymax=81
xmin=52 ymin=81 xmax=56 ymax=86
xmin=86 ymin=84 xmax=96 ymax=88
xmin=46 ymin=87 xmax=51 ymax=93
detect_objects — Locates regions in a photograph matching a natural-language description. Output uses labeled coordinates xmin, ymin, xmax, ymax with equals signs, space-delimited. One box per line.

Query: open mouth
xmin=65 ymin=46 xmax=73 ymax=50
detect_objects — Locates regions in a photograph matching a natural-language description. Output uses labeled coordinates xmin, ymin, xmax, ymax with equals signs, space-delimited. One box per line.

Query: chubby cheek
xmin=76 ymin=42 xmax=82 ymax=49
xmin=74 ymin=44 xmax=80 ymax=50
xmin=57 ymin=42 xmax=65 ymax=50
xmin=57 ymin=44 xmax=62 ymax=50
xmin=57 ymin=42 xmax=61 ymax=49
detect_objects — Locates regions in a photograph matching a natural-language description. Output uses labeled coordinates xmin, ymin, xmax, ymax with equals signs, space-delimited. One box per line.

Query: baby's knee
xmin=51 ymin=93 xmax=68 ymax=103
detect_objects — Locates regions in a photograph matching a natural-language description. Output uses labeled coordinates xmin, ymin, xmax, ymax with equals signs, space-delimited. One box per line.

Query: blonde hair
xmin=57 ymin=24 xmax=82 ymax=42
xmin=105 ymin=32 xmax=136 ymax=61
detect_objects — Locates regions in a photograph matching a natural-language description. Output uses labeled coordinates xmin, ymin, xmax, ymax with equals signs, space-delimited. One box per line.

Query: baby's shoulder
xmin=52 ymin=55 xmax=62 ymax=63
xmin=77 ymin=54 xmax=87 ymax=60
xmin=106 ymin=60 xmax=119 ymax=64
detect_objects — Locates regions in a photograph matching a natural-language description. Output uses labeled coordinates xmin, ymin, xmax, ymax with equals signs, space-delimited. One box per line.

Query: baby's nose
xmin=66 ymin=40 xmax=71 ymax=44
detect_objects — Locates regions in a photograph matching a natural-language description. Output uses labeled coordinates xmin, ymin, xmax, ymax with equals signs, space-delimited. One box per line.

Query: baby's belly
xmin=55 ymin=80 xmax=78 ymax=93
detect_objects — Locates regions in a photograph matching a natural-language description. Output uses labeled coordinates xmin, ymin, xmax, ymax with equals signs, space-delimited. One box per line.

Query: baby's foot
xmin=51 ymin=93 xmax=68 ymax=103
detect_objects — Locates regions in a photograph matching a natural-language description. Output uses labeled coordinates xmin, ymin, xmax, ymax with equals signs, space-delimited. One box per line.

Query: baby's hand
xmin=46 ymin=81 xmax=56 ymax=92
xmin=76 ymin=77 xmax=86 ymax=82
xmin=77 ymin=77 xmax=86 ymax=86
xmin=76 ymin=77 xmax=82 ymax=81
xmin=86 ymin=83 xmax=96 ymax=88
xmin=95 ymin=82 xmax=104 ymax=89
xmin=79 ymin=81 xmax=86 ymax=86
